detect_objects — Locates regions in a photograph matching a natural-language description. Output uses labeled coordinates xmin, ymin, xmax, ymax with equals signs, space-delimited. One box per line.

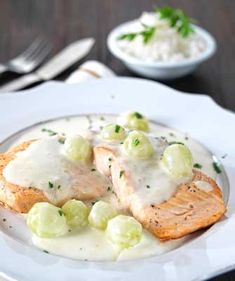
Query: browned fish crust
xmin=94 ymin=146 xmax=226 ymax=240
xmin=132 ymin=170 xmax=226 ymax=240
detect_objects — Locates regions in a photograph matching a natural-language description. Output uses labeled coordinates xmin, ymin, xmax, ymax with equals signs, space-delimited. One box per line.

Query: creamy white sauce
xmin=96 ymin=135 xmax=192 ymax=207
xmin=14 ymin=115 xmax=216 ymax=179
xmin=4 ymin=137 xmax=72 ymax=204
xmin=4 ymin=136 xmax=110 ymax=204
xmin=33 ymin=226 xmax=119 ymax=261
xmin=118 ymin=230 xmax=185 ymax=261
xmin=33 ymin=227 xmax=185 ymax=261
xmin=11 ymin=114 xmax=216 ymax=261
xmin=119 ymin=137 xmax=192 ymax=206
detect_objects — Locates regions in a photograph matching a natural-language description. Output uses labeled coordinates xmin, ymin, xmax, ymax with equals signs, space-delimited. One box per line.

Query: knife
xmin=0 ymin=38 xmax=95 ymax=92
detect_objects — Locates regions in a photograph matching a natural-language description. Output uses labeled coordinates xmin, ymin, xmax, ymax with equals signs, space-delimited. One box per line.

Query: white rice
xmin=117 ymin=12 xmax=207 ymax=62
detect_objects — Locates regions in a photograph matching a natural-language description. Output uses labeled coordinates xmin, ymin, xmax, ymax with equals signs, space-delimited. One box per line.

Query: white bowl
xmin=107 ymin=21 xmax=217 ymax=80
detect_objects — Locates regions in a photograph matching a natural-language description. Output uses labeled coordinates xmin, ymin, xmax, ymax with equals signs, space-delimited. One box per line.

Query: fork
xmin=0 ymin=38 xmax=51 ymax=75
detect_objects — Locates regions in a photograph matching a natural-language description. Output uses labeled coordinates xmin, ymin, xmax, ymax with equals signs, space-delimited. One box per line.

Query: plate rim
xmin=0 ymin=77 xmax=234 ymax=281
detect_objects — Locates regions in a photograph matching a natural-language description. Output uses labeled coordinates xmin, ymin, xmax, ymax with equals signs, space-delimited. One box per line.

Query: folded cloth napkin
xmin=66 ymin=60 xmax=116 ymax=84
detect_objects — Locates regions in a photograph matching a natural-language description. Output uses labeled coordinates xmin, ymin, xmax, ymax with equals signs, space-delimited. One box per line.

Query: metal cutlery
xmin=0 ymin=38 xmax=51 ymax=75
xmin=0 ymin=38 xmax=95 ymax=93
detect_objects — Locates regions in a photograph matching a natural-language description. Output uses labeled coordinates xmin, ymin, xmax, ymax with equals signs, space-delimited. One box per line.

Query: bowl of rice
xmin=107 ymin=8 xmax=216 ymax=80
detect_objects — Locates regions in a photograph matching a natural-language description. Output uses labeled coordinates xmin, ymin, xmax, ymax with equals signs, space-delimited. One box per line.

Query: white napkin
xmin=66 ymin=60 xmax=116 ymax=84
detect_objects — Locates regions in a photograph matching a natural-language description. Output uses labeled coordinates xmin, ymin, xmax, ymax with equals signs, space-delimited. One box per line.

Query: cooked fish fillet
xmin=0 ymin=141 xmax=108 ymax=213
xmin=94 ymin=146 xmax=226 ymax=240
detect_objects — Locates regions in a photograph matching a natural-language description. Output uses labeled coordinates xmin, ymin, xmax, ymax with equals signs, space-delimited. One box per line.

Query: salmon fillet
xmin=94 ymin=146 xmax=226 ymax=240
xmin=0 ymin=141 xmax=108 ymax=213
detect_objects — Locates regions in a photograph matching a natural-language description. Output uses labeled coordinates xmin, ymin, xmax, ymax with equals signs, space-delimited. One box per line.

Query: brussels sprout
xmin=106 ymin=215 xmax=142 ymax=249
xmin=118 ymin=112 xmax=149 ymax=132
xmin=27 ymin=202 xmax=68 ymax=238
xmin=101 ymin=124 xmax=126 ymax=141
xmin=63 ymin=135 xmax=92 ymax=162
xmin=162 ymin=143 xmax=193 ymax=178
xmin=88 ymin=201 xmax=117 ymax=230
xmin=62 ymin=199 xmax=89 ymax=228
xmin=123 ymin=130 xmax=154 ymax=160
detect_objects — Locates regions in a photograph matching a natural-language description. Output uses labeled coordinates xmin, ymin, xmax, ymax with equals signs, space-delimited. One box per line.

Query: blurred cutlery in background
xmin=0 ymin=38 xmax=51 ymax=75
xmin=0 ymin=38 xmax=95 ymax=93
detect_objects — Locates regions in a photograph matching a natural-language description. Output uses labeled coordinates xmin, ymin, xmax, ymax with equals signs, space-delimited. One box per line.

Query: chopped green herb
xmin=169 ymin=132 xmax=175 ymax=137
xmin=133 ymin=138 xmax=140 ymax=146
xmin=41 ymin=128 xmax=57 ymax=136
xmin=58 ymin=137 xmax=65 ymax=144
xmin=109 ymin=164 xmax=112 ymax=169
xmin=100 ymin=116 xmax=105 ymax=121
xmin=118 ymin=25 xmax=156 ymax=44
xmin=118 ymin=32 xmax=137 ymax=41
xmin=120 ymin=142 xmax=124 ymax=144
xmin=222 ymin=154 xmax=227 ymax=159
xmin=134 ymin=112 xmax=143 ymax=119
xmin=43 ymin=250 xmax=49 ymax=254
xmin=155 ymin=6 xmax=194 ymax=38
xmin=185 ymin=136 xmax=189 ymax=140
xmin=146 ymin=185 xmax=151 ymax=189
xmin=107 ymin=187 xmax=111 ymax=192
xmin=91 ymin=168 xmax=96 ymax=172
xmin=58 ymin=210 xmax=64 ymax=216
xmin=193 ymin=163 xmax=202 ymax=169
xmin=115 ymin=125 xmax=121 ymax=133
xmin=140 ymin=25 xmax=156 ymax=44
xmin=168 ymin=141 xmax=184 ymax=146
xmin=48 ymin=181 xmax=54 ymax=188
xmin=119 ymin=170 xmax=125 ymax=178
xmin=108 ymin=157 xmax=112 ymax=162
xmin=57 ymin=185 xmax=61 ymax=190
xmin=213 ymin=162 xmax=222 ymax=174
xmin=91 ymin=201 xmax=97 ymax=206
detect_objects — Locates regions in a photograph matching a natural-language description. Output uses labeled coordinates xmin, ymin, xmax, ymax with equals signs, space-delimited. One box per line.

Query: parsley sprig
xmin=155 ymin=6 xmax=194 ymax=38
xmin=118 ymin=6 xmax=194 ymax=44
xmin=118 ymin=24 xmax=156 ymax=44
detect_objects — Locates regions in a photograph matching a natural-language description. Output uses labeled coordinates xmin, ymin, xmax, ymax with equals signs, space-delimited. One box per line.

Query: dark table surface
xmin=0 ymin=0 xmax=234 ymax=280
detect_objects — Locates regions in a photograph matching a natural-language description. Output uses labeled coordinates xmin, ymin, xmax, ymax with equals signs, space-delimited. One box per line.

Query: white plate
xmin=0 ymin=77 xmax=234 ymax=281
